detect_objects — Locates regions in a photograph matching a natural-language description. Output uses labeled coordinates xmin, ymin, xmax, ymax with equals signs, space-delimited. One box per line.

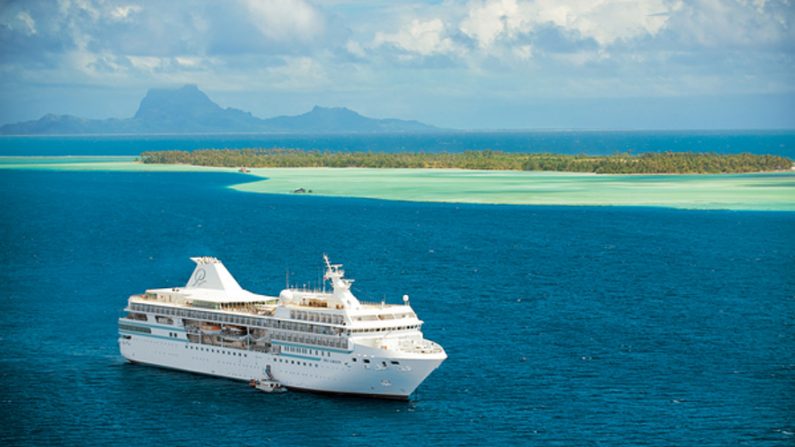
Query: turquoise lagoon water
xmin=0 ymin=132 xmax=794 ymax=445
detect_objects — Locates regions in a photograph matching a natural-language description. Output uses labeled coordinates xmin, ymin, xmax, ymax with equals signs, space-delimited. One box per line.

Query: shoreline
xmin=1 ymin=157 xmax=793 ymax=211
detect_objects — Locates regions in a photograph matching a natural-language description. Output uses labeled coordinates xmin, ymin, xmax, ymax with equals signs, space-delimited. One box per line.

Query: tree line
xmin=139 ymin=149 xmax=793 ymax=174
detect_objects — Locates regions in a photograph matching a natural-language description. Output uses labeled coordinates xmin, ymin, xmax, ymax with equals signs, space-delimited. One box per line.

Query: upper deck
xmin=128 ymin=256 xmax=424 ymax=333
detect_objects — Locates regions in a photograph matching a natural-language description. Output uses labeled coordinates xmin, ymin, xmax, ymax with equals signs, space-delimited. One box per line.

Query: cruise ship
xmin=118 ymin=256 xmax=446 ymax=399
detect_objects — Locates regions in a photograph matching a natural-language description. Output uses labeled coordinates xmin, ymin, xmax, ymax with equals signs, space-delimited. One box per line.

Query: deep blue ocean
xmin=0 ymin=130 xmax=794 ymax=157
xmin=0 ymin=133 xmax=794 ymax=446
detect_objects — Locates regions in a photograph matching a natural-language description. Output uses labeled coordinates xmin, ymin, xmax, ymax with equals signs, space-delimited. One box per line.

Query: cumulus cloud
xmin=426 ymin=0 xmax=673 ymax=55
xmin=374 ymin=18 xmax=458 ymax=56
xmin=460 ymin=0 xmax=527 ymax=49
xmin=530 ymin=0 xmax=670 ymax=46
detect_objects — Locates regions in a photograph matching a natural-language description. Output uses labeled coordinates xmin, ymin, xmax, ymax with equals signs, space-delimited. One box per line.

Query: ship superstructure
xmin=118 ymin=256 xmax=446 ymax=399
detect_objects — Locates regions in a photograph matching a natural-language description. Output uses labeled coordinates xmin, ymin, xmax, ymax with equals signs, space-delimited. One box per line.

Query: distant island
xmin=140 ymin=149 xmax=793 ymax=174
xmin=0 ymin=85 xmax=437 ymax=135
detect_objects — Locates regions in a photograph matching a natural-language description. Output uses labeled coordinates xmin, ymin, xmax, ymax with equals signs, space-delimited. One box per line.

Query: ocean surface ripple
xmin=0 ymin=169 xmax=793 ymax=446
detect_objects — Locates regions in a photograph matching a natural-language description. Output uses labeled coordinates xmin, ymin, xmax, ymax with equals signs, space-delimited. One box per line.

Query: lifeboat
xmin=199 ymin=324 xmax=222 ymax=335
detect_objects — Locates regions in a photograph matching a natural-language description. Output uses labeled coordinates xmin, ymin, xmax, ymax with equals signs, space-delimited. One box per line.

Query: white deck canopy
xmin=186 ymin=256 xmax=244 ymax=292
xmin=146 ymin=256 xmax=276 ymax=304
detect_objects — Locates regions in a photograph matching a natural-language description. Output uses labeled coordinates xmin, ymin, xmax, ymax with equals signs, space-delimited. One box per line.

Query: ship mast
xmin=322 ymin=254 xmax=360 ymax=309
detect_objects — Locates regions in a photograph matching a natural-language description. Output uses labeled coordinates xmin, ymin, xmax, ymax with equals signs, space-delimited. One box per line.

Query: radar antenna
xmin=322 ymin=254 xmax=353 ymax=291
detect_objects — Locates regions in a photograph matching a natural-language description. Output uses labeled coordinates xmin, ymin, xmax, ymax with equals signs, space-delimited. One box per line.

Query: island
xmin=140 ymin=149 xmax=793 ymax=174
xmin=1 ymin=152 xmax=793 ymax=211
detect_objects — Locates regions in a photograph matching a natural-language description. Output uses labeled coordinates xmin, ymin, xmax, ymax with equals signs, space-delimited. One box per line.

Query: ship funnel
xmin=185 ymin=257 xmax=243 ymax=293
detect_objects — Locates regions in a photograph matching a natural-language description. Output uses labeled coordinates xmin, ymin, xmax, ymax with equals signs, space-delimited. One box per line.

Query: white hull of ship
xmin=118 ymin=332 xmax=443 ymax=399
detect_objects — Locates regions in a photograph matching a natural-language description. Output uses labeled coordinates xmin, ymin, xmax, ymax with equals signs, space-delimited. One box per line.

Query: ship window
xmin=363 ymin=359 xmax=370 ymax=364
xmin=391 ymin=361 xmax=399 ymax=365
xmin=352 ymin=358 xmax=357 ymax=362
xmin=119 ymin=324 xmax=151 ymax=334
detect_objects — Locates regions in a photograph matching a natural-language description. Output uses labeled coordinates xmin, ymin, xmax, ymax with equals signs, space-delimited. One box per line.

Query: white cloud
xmin=368 ymin=0 xmax=676 ymax=61
xmin=175 ymin=56 xmax=202 ymax=68
xmin=460 ymin=0 xmax=527 ymax=49
xmin=127 ymin=55 xmax=161 ymax=71
xmin=243 ymin=0 xmax=325 ymax=43
xmin=540 ymin=0 xmax=670 ymax=46
xmin=2 ymin=9 xmax=39 ymax=36
xmin=460 ymin=0 xmax=671 ymax=49
xmin=374 ymin=18 xmax=458 ymax=56
xmin=16 ymin=11 xmax=38 ymax=35
xmin=109 ymin=4 xmax=142 ymax=22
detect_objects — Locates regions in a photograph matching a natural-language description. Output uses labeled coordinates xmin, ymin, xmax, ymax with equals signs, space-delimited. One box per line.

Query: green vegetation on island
xmin=140 ymin=149 xmax=793 ymax=174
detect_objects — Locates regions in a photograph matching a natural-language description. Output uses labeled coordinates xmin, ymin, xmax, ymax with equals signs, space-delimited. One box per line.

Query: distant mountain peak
xmin=305 ymin=105 xmax=362 ymax=117
xmin=0 ymin=85 xmax=438 ymax=134
xmin=134 ymin=84 xmax=221 ymax=121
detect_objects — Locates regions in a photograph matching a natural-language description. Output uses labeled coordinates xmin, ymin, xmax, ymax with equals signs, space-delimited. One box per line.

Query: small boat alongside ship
xmin=250 ymin=378 xmax=287 ymax=393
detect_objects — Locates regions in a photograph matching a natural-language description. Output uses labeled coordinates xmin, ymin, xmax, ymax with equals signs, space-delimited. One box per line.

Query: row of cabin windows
xmin=185 ymin=344 xmax=248 ymax=357
xmin=119 ymin=324 xmax=151 ymax=334
xmin=275 ymin=358 xmax=319 ymax=368
xmin=282 ymin=345 xmax=331 ymax=357
xmin=290 ymin=310 xmax=344 ymax=325
xmin=272 ymin=331 xmax=347 ymax=349
xmin=350 ymin=325 xmax=420 ymax=334
xmin=131 ymin=303 xmax=341 ymax=336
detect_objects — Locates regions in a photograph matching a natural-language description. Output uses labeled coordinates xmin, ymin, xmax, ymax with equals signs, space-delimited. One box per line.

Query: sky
xmin=0 ymin=0 xmax=793 ymax=130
